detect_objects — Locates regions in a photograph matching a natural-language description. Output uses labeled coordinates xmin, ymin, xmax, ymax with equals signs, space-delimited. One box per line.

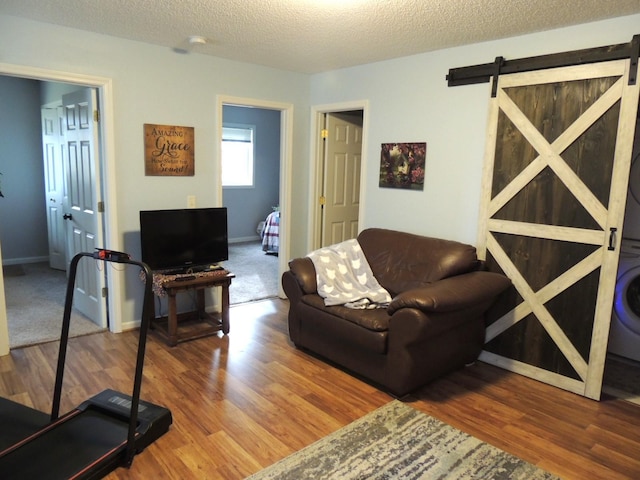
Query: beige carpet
xmin=3 ymin=262 xmax=105 ymax=349
xmin=2 ymin=243 xmax=277 ymax=348
xmin=222 ymin=240 xmax=279 ymax=305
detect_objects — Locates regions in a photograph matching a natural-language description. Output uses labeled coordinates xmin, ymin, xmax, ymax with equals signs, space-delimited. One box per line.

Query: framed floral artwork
xmin=379 ymin=142 xmax=426 ymax=190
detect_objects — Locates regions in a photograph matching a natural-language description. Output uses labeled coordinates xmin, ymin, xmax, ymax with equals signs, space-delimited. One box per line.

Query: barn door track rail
xmin=447 ymin=34 xmax=640 ymax=95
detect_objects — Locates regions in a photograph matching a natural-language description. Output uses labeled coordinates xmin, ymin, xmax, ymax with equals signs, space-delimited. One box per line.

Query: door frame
xmin=0 ymin=63 xmax=121 ymax=356
xmin=216 ymin=95 xmax=293 ymax=297
xmin=309 ymin=100 xmax=369 ymax=252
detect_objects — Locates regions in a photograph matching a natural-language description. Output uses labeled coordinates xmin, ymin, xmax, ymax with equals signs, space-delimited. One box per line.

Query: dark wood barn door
xmin=477 ymin=60 xmax=640 ymax=399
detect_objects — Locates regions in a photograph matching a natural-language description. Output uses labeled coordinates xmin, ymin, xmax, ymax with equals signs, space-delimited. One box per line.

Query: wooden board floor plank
xmin=1 ymin=298 xmax=639 ymax=479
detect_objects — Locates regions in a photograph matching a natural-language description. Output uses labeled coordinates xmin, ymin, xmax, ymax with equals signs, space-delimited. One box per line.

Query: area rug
xmin=246 ymin=400 xmax=558 ymax=480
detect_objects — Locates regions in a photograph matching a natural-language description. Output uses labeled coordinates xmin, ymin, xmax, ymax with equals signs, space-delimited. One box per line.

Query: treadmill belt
xmin=1 ymin=409 xmax=132 ymax=480
xmin=0 ymin=398 xmax=50 ymax=451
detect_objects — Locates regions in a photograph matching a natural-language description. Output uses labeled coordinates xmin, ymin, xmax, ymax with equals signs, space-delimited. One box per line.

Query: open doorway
xmin=0 ymin=77 xmax=105 ymax=348
xmin=0 ymin=65 xmax=120 ymax=356
xmin=215 ymin=95 xmax=293 ymax=303
xmin=221 ymin=104 xmax=280 ymax=304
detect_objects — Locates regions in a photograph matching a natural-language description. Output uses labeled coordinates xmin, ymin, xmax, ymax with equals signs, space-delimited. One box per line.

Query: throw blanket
xmin=307 ymin=239 xmax=391 ymax=309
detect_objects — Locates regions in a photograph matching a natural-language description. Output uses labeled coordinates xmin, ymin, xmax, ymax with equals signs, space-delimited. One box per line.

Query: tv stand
xmin=148 ymin=270 xmax=235 ymax=347
xmin=158 ymin=264 xmax=223 ymax=276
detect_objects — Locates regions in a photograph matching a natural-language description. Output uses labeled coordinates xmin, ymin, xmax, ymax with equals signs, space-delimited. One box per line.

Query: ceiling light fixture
xmin=188 ymin=35 xmax=207 ymax=46
xmin=172 ymin=35 xmax=208 ymax=54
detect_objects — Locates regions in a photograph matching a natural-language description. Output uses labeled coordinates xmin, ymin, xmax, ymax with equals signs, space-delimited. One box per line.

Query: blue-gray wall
xmin=0 ymin=76 xmax=48 ymax=263
xmin=223 ymin=105 xmax=280 ymax=242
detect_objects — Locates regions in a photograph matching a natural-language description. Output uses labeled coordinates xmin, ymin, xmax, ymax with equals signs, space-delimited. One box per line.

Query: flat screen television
xmin=139 ymin=207 xmax=228 ymax=273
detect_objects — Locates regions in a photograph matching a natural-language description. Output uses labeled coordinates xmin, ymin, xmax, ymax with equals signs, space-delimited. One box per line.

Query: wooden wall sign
xmin=144 ymin=124 xmax=195 ymax=176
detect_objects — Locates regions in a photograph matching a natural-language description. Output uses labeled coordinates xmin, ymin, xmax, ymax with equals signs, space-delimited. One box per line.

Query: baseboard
xmin=2 ymin=256 xmax=49 ymax=266
xmin=229 ymin=236 xmax=260 ymax=244
xmin=120 ymin=319 xmax=140 ymax=332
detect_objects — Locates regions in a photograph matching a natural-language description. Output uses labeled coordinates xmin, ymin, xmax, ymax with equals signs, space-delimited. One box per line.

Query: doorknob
xmin=63 ymin=213 xmax=73 ymax=220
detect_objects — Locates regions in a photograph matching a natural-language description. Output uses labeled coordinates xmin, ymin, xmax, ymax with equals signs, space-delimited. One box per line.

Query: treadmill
xmin=0 ymin=250 xmax=172 ymax=479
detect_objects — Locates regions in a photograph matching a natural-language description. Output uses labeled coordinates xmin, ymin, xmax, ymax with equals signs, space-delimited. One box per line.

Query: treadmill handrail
xmin=50 ymin=251 xmax=154 ymax=467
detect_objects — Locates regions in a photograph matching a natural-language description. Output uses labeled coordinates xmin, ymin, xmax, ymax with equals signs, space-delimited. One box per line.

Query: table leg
xmin=196 ymin=289 xmax=205 ymax=318
xmin=167 ymin=292 xmax=178 ymax=347
xmin=221 ymin=281 xmax=230 ymax=334
xmin=149 ymin=296 xmax=156 ymax=330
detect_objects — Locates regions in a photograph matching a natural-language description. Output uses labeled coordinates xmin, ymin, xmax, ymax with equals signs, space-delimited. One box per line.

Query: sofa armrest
xmin=287 ymin=257 xmax=318 ymax=294
xmin=387 ymin=271 xmax=510 ymax=315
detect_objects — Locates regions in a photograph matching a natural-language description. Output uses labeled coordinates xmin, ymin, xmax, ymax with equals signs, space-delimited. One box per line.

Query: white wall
xmin=0 ymin=14 xmax=311 ymax=331
xmin=0 ymin=12 xmax=638 ymax=345
xmin=310 ymin=14 xmax=640 ymax=246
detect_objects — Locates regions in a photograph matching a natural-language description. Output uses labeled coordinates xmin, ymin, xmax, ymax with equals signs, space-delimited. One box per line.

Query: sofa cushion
xmin=298 ymin=295 xmax=389 ymax=354
xmin=357 ymin=228 xmax=480 ymax=295
xmin=302 ymin=294 xmax=390 ymax=332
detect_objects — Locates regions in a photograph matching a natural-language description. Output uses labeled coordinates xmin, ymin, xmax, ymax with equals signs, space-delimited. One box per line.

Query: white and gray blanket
xmin=307 ymin=239 xmax=391 ymax=309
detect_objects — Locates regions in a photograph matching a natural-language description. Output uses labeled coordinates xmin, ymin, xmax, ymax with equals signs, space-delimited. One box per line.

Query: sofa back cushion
xmin=357 ymin=228 xmax=479 ymax=295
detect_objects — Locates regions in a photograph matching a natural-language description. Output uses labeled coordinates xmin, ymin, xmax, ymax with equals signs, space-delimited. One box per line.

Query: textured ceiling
xmin=1 ymin=0 xmax=639 ymax=74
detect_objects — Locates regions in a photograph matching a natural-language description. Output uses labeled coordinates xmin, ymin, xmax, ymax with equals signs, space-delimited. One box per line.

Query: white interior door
xmin=478 ymin=59 xmax=640 ymax=400
xmin=321 ymin=112 xmax=363 ymax=246
xmin=62 ymin=89 xmax=105 ymax=328
xmin=41 ymin=104 xmax=67 ymax=271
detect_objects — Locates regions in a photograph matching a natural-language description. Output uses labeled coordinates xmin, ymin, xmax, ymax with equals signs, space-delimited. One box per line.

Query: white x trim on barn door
xmin=477 ymin=59 xmax=640 ymax=399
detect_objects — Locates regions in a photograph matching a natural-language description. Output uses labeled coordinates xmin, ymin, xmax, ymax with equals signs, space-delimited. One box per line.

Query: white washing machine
xmin=610 ymin=239 xmax=640 ymax=362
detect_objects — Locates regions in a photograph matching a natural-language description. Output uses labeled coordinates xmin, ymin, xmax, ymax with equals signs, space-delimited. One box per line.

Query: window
xmin=221 ymin=124 xmax=255 ymax=187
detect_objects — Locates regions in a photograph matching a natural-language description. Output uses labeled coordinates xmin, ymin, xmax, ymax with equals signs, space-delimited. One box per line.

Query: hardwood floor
xmin=1 ymin=298 xmax=640 ymax=479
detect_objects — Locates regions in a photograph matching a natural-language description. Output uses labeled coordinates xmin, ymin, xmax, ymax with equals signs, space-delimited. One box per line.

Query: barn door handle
xmin=63 ymin=213 xmax=73 ymax=221
xmin=608 ymin=227 xmax=617 ymax=251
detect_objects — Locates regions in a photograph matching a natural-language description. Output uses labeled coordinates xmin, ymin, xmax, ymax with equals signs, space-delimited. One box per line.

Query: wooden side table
xmin=149 ymin=270 xmax=235 ymax=347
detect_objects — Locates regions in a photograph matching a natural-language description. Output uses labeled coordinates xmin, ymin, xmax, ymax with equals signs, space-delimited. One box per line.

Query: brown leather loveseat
xmin=281 ymin=228 xmax=511 ymax=396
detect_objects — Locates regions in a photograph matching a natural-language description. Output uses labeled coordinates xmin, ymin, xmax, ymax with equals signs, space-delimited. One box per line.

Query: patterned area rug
xmin=247 ymin=400 xmax=558 ymax=480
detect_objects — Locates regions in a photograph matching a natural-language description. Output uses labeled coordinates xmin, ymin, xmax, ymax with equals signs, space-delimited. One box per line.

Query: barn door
xmin=478 ymin=59 xmax=640 ymax=400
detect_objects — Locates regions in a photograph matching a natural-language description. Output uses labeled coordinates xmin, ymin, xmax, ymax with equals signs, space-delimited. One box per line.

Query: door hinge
xmin=319 ymin=196 xmax=326 ymax=206
xmin=102 ymin=287 xmax=108 ymax=298
xmin=94 ymin=110 xmax=100 ymax=122
xmin=97 ymin=201 xmax=105 ymax=213
xmin=321 ymin=129 xmax=328 ymax=139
